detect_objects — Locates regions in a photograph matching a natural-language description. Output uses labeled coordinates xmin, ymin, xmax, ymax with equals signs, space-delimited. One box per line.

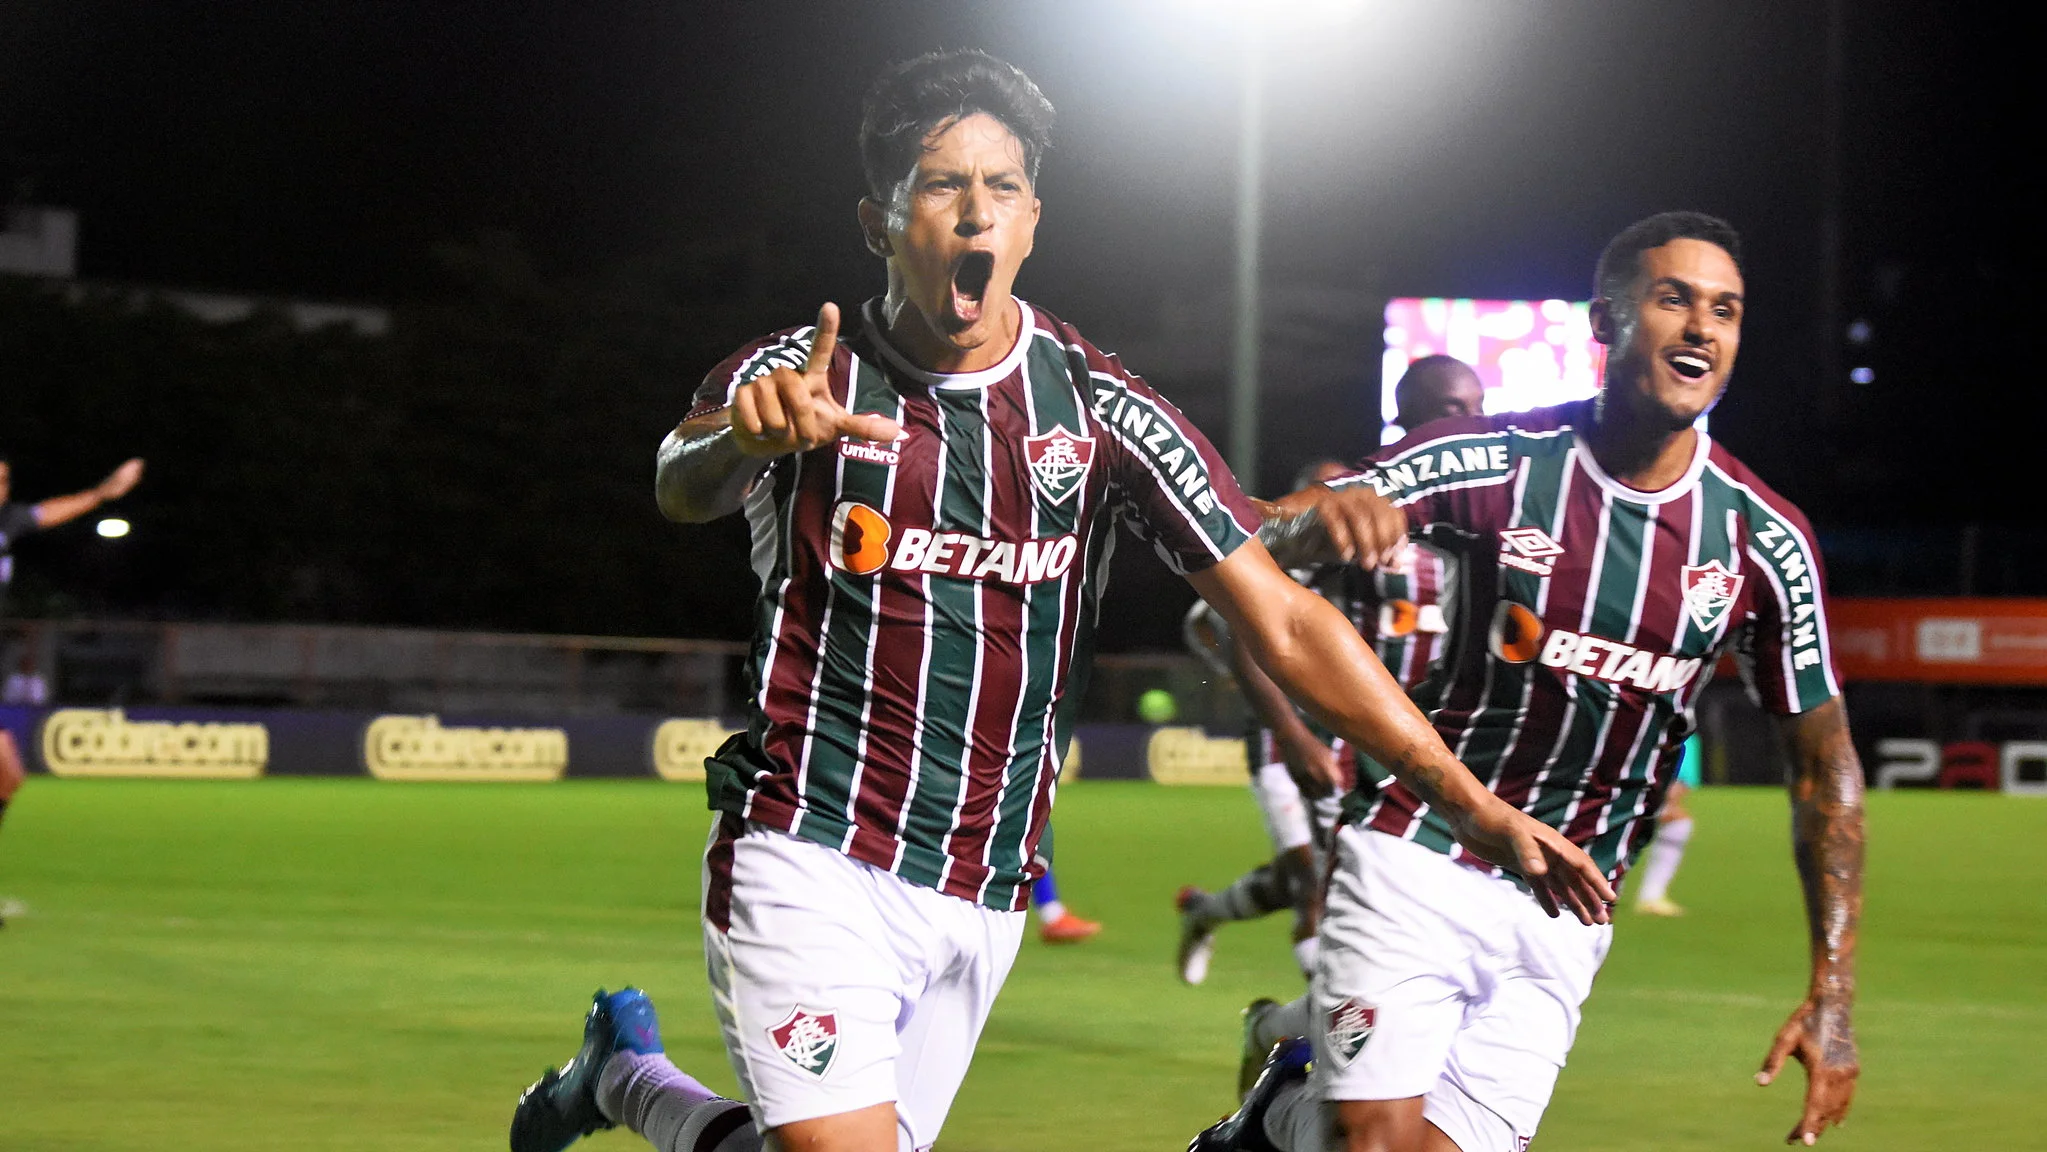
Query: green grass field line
xmin=1 ymin=779 xmax=2041 ymax=1149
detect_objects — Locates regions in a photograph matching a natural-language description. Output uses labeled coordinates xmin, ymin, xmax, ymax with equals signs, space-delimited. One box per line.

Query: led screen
xmin=1380 ymin=297 xmax=1604 ymax=443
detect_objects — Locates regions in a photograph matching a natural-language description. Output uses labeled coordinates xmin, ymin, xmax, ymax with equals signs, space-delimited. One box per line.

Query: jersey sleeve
xmin=1328 ymin=416 xmax=1520 ymax=536
xmin=1084 ymin=350 xmax=1260 ymax=575
xmin=685 ymin=325 xmax=822 ymax=420
xmin=1735 ymin=498 xmax=1842 ymax=714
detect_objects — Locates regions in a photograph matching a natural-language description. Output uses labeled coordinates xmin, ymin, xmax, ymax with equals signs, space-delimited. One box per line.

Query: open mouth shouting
xmin=947 ymin=250 xmax=996 ymax=330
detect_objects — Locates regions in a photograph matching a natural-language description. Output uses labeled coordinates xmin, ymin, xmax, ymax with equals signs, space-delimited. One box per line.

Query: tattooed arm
xmin=1758 ymin=695 xmax=1864 ymax=1145
xmin=1186 ymin=538 xmax=1615 ymax=925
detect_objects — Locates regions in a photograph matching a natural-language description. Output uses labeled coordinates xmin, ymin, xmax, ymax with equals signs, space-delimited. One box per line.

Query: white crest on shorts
xmin=1325 ymin=998 xmax=1377 ymax=1067
xmin=767 ymin=1005 xmax=840 ymax=1078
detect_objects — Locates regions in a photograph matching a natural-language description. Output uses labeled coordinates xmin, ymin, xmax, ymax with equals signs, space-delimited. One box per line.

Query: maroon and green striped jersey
xmin=1352 ymin=545 xmax=1455 ymax=694
xmin=1336 ymin=400 xmax=1840 ymax=882
xmin=1247 ymin=553 xmax=1449 ymax=765
xmin=690 ymin=298 xmax=1259 ymax=910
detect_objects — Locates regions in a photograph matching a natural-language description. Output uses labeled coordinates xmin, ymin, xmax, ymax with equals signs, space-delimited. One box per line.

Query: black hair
xmin=1393 ymin=354 xmax=1475 ymax=414
xmin=859 ymin=50 xmax=1055 ymax=203
xmin=1593 ymin=211 xmax=1743 ymax=303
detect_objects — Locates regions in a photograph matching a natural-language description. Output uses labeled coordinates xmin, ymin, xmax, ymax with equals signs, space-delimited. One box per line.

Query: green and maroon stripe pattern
xmin=1339 ymin=401 xmax=1840 ymax=883
xmin=695 ymin=299 xmax=1258 ymax=910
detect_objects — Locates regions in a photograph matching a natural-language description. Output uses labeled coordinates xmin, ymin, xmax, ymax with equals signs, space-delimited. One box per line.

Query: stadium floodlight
xmin=96 ymin=517 xmax=131 ymax=539
xmin=1167 ymin=0 xmax=1373 ymax=488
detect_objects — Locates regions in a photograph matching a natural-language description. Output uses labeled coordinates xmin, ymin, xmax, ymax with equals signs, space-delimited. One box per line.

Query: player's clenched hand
xmin=730 ymin=303 xmax=902 ymax=458
xmin=1451 ymin=797 xmax=1616 ymax=925
xmin=1757 ymin=998 xmax=1858 ymax=1145
xmin=1261 ymin=483 xmax=1408 ymax=570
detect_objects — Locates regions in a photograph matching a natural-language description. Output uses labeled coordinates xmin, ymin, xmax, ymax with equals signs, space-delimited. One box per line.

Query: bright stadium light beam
xmin=96 ymin=517 xmax=131 ymax=539
xmin=1169 ymin=0 xmax=1373 ymax=488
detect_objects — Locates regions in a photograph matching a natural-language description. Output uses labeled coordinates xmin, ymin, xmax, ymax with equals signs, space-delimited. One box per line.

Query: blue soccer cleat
xmin=1188 ymin=1036 xmax=1313 ymax=1152
xmin=510 ymin=987 xmax=665 ymax=1152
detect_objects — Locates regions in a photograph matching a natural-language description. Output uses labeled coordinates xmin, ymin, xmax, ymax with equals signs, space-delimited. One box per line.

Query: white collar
xmin=863 ymin=297 xmax=1034 ymax=390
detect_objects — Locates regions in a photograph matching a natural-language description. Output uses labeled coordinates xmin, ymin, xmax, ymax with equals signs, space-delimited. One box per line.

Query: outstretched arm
xmin=655 ymin=303 xmax=902 ymax=524
xmin=1757 ymin=695 xmax=1864 ymax=1145
xmin=1224 ymin=627 xmax=1343 ymax=798
xmin=32 ymin=458 xmax=144 ymax=530
xmin=1188 ymin=539 xmax=1615 ymax=924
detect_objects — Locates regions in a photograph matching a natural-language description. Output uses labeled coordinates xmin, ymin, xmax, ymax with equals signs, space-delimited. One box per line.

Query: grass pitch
xmin=1 ymin=779 xmax=2041 ymax=1150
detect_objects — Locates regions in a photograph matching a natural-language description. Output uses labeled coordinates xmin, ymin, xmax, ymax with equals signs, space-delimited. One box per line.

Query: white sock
xmin=1261 ymin=1080 xmax=1334 ymax=1151
xmin=1254 ymin=995 xmax=1313 ymax=1053
xmin=1038 ymin=899 xmax=1068 ymax=923
xmin=1291 ymin=936 xmax=1319 ymax=978
xmin=1635 ymin=816 xmax=1694 ymax=903
xmin=597 ymin=1050 xmax=760 ymax=1151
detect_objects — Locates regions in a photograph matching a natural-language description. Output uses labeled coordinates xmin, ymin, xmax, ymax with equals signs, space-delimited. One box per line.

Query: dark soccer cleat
xmin=1176 ymin=886 xmax=1219 ymax=985
xmin=1236 ymin=998 xmax=1281 ymax=1100
xmin=1188 ymin=1036 xmax=1312 ymax=1152
xmin=509 ymin=987 xmax=665 ymax=1152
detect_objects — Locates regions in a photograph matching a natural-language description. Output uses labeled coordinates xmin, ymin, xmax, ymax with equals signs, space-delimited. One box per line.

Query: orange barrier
xmin=1830 ymin=598 xmax=2047 ymax=686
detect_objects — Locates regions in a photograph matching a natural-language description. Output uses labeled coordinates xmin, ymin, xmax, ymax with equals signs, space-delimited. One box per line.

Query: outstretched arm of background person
xmin=32 ymin=458 xmax=144 ymax=530
xmin=1188 ymin=539 xmax=1615 ymax=925
xmin=1223 ymin=627 xmax=1344 ymax=798
xmin=1758 ymin=696 xmax=1864 ymax=1145
xmin=656 ymin=303 xmax=903 ymax=523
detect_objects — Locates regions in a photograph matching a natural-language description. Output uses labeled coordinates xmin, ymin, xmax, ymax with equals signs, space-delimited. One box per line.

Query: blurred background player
xmin=1631 ymin=731 xmax=1703 ymax=916
xmin=1175 ymin=359 xmax=1483 ymax=986
xmin=0 ymin=453 xmax=146 ymax=927
xmin=1175 ymin=461 xmax=1352 ymax=986
xmin=1031 ymin=824 xmax=1100 ymax=942
xmin=1031 ymin=867 xmax=1101 ymax=943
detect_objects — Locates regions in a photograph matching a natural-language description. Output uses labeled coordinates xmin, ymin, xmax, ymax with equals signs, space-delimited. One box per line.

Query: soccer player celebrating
xmin=1178 ymin=358 xmax=1483 ymax=987
xmin=1196 ymin=212 xmax=1864 ymax=1152
xmin=507 ymin=50 xmax=1613 ymax=1152
xmin=0 ymin=453 xmax=146 ymax=916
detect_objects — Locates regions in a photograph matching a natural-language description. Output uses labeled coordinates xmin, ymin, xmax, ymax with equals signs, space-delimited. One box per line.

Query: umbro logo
xmin=1498 ymin=527 xmax=1565 ymax=577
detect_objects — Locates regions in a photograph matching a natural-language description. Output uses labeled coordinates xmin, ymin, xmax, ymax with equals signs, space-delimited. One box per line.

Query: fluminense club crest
xmin=1325 ymin=998 xmax=1377 ymax=1067
xmin=1023 ymin=425 xmax=1095 ymax=507
xmin=1680 ymin=559 xmax=1745 ymax=632
xmin=767 ymin=1005 xmax=840 ymax=1078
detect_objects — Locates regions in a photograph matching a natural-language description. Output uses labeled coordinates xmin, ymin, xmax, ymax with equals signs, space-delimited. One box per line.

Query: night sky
xmin=1 ymin=0 xmax=2030 ymax=635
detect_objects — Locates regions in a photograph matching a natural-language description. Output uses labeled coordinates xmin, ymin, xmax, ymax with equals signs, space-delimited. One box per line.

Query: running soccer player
xmin=1197 ymin=212 xmax=1863 ymax=1152
xmin=507 ymin=50 xmax=1613 ymax=1152
xmin=0 ymin=453 xmax=146 ymax=910
xmin=1178 ymin=359 xmax=1483 ymax=985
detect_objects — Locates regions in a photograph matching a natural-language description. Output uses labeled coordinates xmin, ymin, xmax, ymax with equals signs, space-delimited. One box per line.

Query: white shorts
xmin=1251 ymin=761 xmax=1344 ymax=855
xmin=700 ymin=818 xmax=1025 ymax=1150
xmin=1310 ymin=826 xmax=1611 ymax=1152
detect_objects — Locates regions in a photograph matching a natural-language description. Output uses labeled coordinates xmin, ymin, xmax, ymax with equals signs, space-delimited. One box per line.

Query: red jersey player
xmin=507 ymin=50 xmax=1613 ymax=1152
